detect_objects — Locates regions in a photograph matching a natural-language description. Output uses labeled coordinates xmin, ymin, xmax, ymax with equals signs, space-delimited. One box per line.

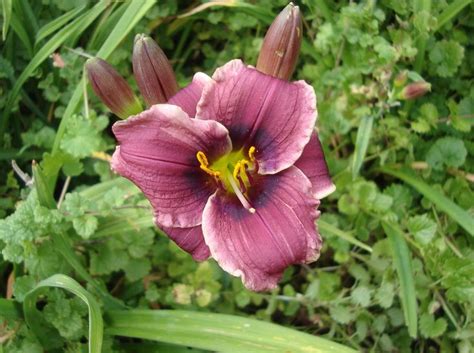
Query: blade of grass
xmin=380 ymin=167 xmax=474 ymax=236
xmin=434 ymin=0 xmax=472 ymax=33
xmin=16 ymin=0 xmax=38 ymax=33
xmin=52 ymin=0 xmax=156 ymax=155
xmin=382 ymin=221 xmax=418 ymax=338
xmin=178 ymin=1 xmax=273 ymax=23
xmin=351 ymin=115 xmax=374 ymax=179
xmin=318 ymin=220 xmax=372 ymax=253
xmin=9 ymin=11 xmax=33 ymax=56
xmin=0 ymin=1 xmax=108 ymax=141
xmin=24 ymin=274 xmax=103 ymax=353
xmin=107 ymin=309 xmax=357 ymax=353
xmin=1 ymin=0 xmax=12 ymax=40
xmin=87 ymin=2 xmax=125 ymax=50
xmin=122 ymin=342 xmax=209 ymax=353
xmin=35 ymin=5 xmax=86 ymax=45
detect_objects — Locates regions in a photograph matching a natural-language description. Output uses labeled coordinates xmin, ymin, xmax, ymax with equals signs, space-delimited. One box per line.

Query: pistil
xmin=227 ymin=172 xmax=255 ymax=213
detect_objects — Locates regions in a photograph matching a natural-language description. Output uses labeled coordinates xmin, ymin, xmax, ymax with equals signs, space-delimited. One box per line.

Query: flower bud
xmin=85 ymin=58 xmax=142 ymax=119
xmin=133 ymin=34 xmax=178 ymax=106
xmin=256 ymin=2 xmax=302 ymax=80
xmin=399 ymin=81 xmax=431 ymax=100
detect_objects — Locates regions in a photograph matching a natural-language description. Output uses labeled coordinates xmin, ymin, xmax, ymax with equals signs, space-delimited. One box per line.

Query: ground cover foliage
xmin=0 ymin=0 xmax=473 ymax=352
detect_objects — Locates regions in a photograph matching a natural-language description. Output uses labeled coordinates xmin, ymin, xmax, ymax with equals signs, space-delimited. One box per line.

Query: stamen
xmin=243 ymin=163 xmax=254 ymax=185
xmin=227 ymin=173 xmax=255 ymax=214
xmin=237 ymin=175 xmax=247 ymax=193
xmin=248 ymin=146 xmax=256 ymax=161
xmin=248 ymin=146 xmax=259 ymax=173
xmin=232 ymin=161 xmax=242 ymax=181
xmin=200 ymin=165 xmax=220 ymax=177
xmin=196 ymin=151 xmax=220 ymax=177
xmin=196 ymin=151 xmax=209 ymax=166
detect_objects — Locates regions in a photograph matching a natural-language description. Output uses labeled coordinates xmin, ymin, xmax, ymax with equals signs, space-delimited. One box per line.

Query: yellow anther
xmin=233 ymin=161 xmax=242 ymax=180
xmin=248 ymin=146 xmax=256 ymax=161
xmin=196 ymin=151 xmax=209 ymax=166
xmin=197 ymin=151 xmax=220 ymax=177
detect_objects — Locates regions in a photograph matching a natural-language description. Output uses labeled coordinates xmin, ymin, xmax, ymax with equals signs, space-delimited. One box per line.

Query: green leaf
xmin=63 ymin=192 xmax=89 ymax=217
xmin=453 ymin=96 xmax=474 ymax=132
xmin=73 ymin=214 xmax=98 ymax=239
xmin=352 ymin=115 xmax=374 ymax=179
xmin=351 ymin=286 xmax=371 ymax=307
xmin=380 ymin=167 xmax=474 ymax=236
xmin=329 ymin=305 xmax=354 ymax=324
xmin=382 ymin=221 xmax=418 ymax=338
xmin=60 ymin=114 xmax=108 ymax=158
xmin=407 ymin=214 xmax=437 ymax=244
xmin=411 ymin=103 xmax=439 ymax=134
xmin=0 ymin=298 xmax=23 ymax=320
xmin=23 ymin=274 xmax=103 ymax=353
xmin=90 ymin=245 xmax=128 ymax=276
xmin=124 ymin=258 xmax=151 ymax=282
xmin=419 ymin=313 xmax=448 ymax=338
xmin=426 ymin=137 xmax=467 ymax=170
xmin=375 ymin=282 xmax=395 ymax=308
xmin=43 ymin=292 xmax=87 ymax=340
xmin=12 ymin=275 xmax=36 ymax=302
xmin=428 ymin=40 xmax=465 ymax=78
xmin=107 ymin=309 xmax=357 ymax=353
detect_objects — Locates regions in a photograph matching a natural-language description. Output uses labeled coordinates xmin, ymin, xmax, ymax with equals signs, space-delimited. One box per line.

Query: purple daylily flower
xmin=111 ymin=59 xmax=335 ymax=291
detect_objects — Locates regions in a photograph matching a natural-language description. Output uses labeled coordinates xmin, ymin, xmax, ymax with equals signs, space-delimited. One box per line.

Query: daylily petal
xmin=160 ymin=225 xmax=210 ymax=261
xmin=202 ymin=166 xmax=321 ymax=291
xmin=169 ymin=72 xmax=212 ymax=117
xmin=197 ymin=59 xmax=316 ymax=174
xmin=295 ymin=132 xmax=336 ymax=199
xmin=112 ymin=104 xmax=232 ymax=228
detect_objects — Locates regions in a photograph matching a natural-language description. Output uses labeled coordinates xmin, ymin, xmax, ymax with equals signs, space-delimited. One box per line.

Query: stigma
xmin=196 ymin=147 xmax=258 ymax=213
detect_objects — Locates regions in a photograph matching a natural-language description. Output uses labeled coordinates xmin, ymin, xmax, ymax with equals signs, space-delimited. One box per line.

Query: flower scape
xmin=87 ymin=3 xmax=335 ymax=291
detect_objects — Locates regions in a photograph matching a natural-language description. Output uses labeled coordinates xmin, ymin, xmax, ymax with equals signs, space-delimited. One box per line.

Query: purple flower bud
xmin=256 ymin=2 xmax=302 ymax=81
xmin=85 ymin=58 xmax=142 ymax=119
xmin=399 ymin=81 xmax=431 ymax=100
xmin=133 ymin=34 xmax=178 ymax=106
